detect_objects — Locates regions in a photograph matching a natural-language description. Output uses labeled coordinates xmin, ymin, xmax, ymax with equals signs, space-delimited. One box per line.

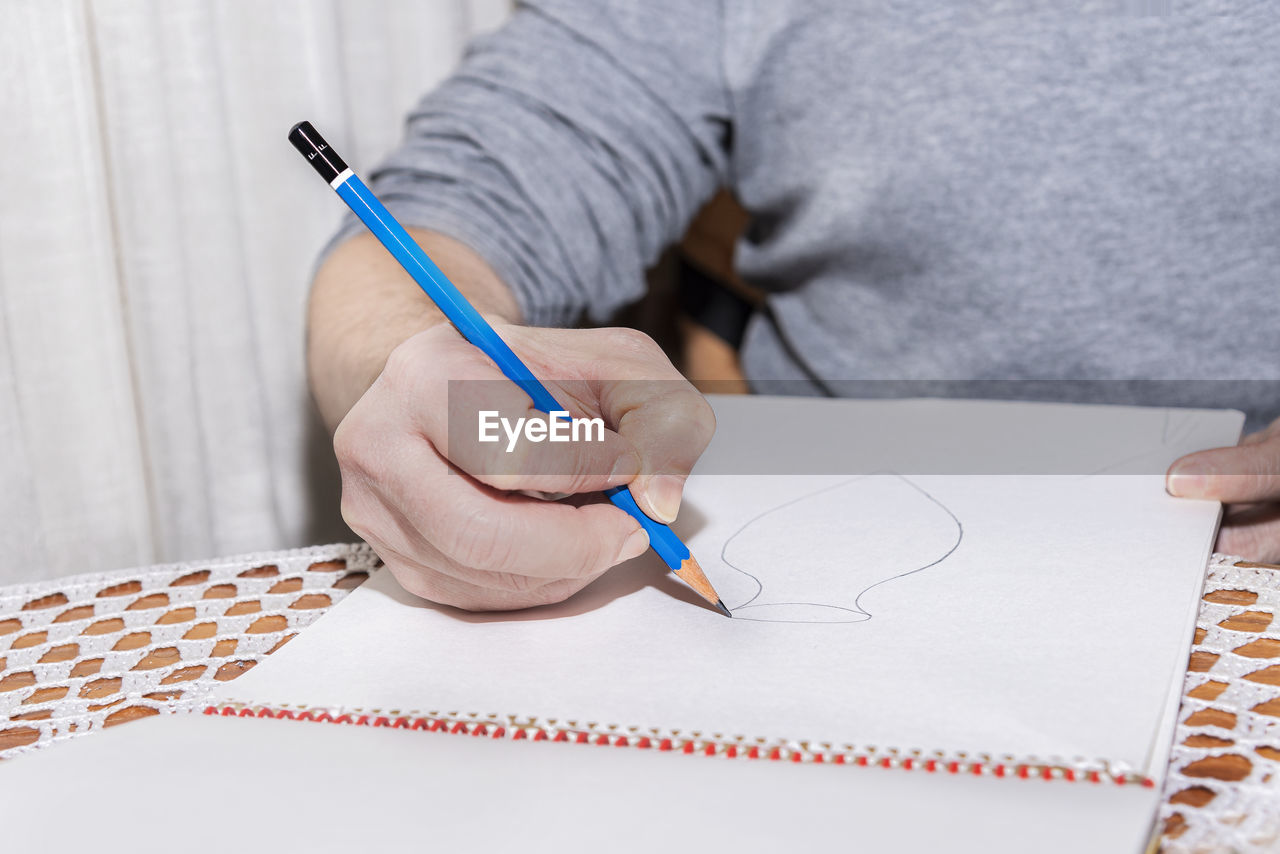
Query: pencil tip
xmin=672 ymin=556 xmax=729 ymax=615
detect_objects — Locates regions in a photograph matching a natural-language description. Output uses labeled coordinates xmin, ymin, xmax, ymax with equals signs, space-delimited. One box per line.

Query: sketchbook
xmin=0 ymin=709 xmax=1165 ymax=854
xmin=0 ymin=396 xmax=1244 ymax=852
xmin=217 ymin=396 xmax=1239 ymax=777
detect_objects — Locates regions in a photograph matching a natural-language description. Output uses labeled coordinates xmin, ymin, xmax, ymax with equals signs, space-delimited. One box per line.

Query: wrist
xmin=306 ymin=229 xmax=522 ymax=432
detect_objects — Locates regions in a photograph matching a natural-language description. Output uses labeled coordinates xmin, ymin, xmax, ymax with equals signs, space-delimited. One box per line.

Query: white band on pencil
xmin=329 ymin=167 xmax=353 ymax=189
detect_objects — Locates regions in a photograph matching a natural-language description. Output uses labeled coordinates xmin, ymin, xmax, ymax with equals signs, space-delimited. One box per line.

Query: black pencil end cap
xmin=288 ymin=120 xmax=348 ymax=184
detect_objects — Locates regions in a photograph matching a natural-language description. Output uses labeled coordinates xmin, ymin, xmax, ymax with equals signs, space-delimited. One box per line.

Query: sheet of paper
xmin=0 ymin=711 xmax=1163 ymax=854
xmin=221 ymin=396 xmax=1241 ymax=779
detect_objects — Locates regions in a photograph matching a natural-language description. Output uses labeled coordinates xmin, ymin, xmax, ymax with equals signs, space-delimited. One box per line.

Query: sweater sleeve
xmin=333 ymin=0 xmax=733 ymax=327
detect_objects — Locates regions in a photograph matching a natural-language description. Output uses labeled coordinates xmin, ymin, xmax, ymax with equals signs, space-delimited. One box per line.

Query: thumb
xmin=599 ymin=384 xmax=716 ymax=524
xmin=1167 ymin=435 xmax=1280 ymax=503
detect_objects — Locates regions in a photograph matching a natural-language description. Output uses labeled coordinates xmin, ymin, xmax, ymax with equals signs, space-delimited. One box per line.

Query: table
xmin=1 ymin=544 xmax=1276 ymax=852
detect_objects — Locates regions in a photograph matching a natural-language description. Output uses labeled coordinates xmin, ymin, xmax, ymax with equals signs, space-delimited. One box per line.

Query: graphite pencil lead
xmin=715 ymin=600 xmax=732 ymax=618
xmin=672 ymin=556 xmax=728 ymax=615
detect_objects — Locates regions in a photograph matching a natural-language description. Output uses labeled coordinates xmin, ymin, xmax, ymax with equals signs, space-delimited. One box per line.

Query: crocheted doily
xmin=0 ymin=544 xmax=378 ymax=756
xmin=1159 ymin=555 xmax=1280 ymax=853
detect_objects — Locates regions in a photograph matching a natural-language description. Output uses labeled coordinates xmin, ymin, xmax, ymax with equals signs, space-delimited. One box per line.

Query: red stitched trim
xmin=198 ymin=703 xmax=1154 ymax=786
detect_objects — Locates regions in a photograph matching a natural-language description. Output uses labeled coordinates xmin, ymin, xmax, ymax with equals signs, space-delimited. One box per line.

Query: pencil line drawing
xmin=717 ymin=474 xmax=963 ymax=624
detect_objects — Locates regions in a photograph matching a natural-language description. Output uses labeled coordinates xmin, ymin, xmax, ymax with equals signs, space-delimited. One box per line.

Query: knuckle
xmin=525 ymin=577 xmax=591 ymax=608
xmin=567 ymin=516 xmax=621 ymax=576
xmin=605 ymin=327 xmax=667 ymax=363
xmin=387 ymin=560 xmax=515 ymax=612
xmin=488 ymin=433 xmax=536 ymax=479
xmin=636 ymin=392 xmax=716 ymax=465
xmin=434 ymin=588 xmax=500 ymax=612
xmin=564 ymin=456 xmax=603 ymax=491
xmin=337 ymin=477 xmax=379 ymax=541
xmin=386 ymin=563 xmax=438 ymax=603
xmin=380 ymin=338 xmax=432 ymax=393
xmin=335 ymin=423 xmax=390 ymax=490
xmin=443 ymin=578 xmax=550 ymax=612
xmin=555 ymin=441 xmax=608 ymax=489
xmin=486 ymin=571 xmax=548 ymax=595
xmin=440 ymin=507 xmax=523 ymax=574
xmin=685 ymin=393 xmax=718 ymax=446
xmin=382 ymin=329 xmax=465 ymax=400
xmin=333 ymin=401 xmax=404 ymax=482
xmin=332 ymin=412 xmax=366 ymax=468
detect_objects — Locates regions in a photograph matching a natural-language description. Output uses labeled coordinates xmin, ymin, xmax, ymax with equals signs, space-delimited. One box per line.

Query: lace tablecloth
xmin=0 ymin=544 xmax=1277 ymax=852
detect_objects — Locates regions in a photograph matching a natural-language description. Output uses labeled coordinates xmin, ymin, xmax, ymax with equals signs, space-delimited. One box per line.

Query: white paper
xmin=221 ymin=397 xmax=1241 ymax=778
xmin=0 ymin=712 xmax=1163 ymax=854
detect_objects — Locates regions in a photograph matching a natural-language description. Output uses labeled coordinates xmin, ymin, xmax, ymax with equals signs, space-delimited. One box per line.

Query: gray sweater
xmin=347 ymin=1 xmax=1280 ymax=426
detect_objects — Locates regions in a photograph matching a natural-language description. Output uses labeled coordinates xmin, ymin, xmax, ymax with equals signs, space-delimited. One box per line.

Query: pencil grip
xmin=605 ymin=486 xmax=689 ymax=569
xmin=330 ymin=172 xmax=689 ymax=569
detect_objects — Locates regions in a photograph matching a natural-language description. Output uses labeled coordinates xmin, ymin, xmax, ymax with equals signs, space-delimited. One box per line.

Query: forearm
xmin=306 ymin=228 xmax=522 ymax=432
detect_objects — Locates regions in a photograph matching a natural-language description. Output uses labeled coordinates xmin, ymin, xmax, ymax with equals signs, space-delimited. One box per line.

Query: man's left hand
xmin=1168 ymin=417 xmax=1280 ymax=562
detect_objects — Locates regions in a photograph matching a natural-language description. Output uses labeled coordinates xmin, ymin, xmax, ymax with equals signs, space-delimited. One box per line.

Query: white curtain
xmin=0 ymin=0 xmax=510 ymax=584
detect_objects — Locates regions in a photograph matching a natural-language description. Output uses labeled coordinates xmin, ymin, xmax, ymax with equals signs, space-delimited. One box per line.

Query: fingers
xmin=578 ymin=328 xmax=717 ymax=523
xmin=449 ymin=379 xmax=641 ymax=494
xmin=1167 ymin=433 xmax=1280 ymax=504
xmin=384 ymin=328 xmax=642 ymax=496
xmin=1171 ymin=422 xmax=1280 ymax=562
xmin=335 ymin=322 xmax=710 ymax=613
xmin=385 ymin=548 xmax=609 ymax=612
xmin=337 ymin=415 xmax=648 ymax=583
xmin=1216 ymin=504 xmax=1280 ymax=564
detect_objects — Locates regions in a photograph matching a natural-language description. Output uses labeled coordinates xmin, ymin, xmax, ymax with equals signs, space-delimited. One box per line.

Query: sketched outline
xmin=720 ymin=473 xmax=964 ymax=624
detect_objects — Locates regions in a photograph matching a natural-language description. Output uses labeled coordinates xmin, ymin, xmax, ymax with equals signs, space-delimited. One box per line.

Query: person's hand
xmin=333 ymin=322 xmax=716 ymax=611
xmin=1168 ymin=416 xmax=1280 ymax=562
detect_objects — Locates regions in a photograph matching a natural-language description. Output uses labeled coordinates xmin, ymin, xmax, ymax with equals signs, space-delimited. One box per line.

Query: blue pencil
xmin=289 ymin=121 xmax=729 ymax=617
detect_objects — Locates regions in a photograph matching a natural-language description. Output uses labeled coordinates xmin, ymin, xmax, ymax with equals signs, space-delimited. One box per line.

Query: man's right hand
xmin=331 ymin=321 xmax=716 ymax=612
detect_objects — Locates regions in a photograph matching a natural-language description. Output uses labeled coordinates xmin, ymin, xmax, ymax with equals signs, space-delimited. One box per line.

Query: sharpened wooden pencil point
xmin=673 ymin=557 xmax=729 ymax=616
